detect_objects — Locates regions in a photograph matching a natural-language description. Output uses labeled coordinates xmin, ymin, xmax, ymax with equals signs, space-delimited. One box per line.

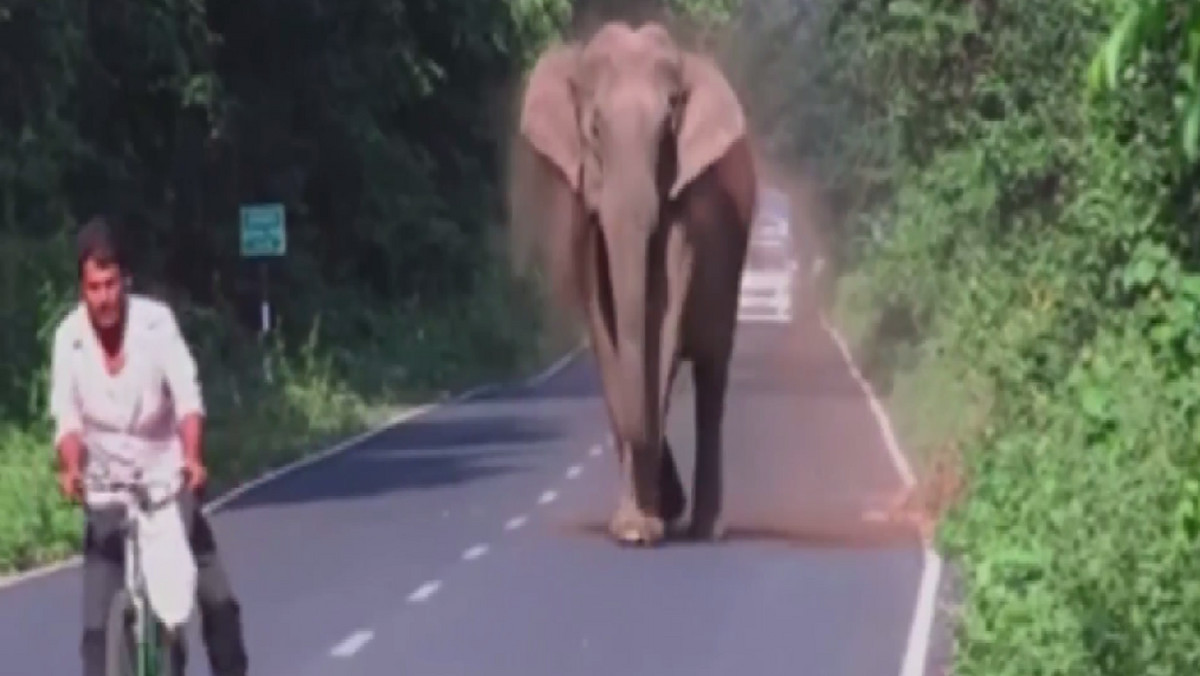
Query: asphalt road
xmin=0 ymin=321 xmax=927 ymax=676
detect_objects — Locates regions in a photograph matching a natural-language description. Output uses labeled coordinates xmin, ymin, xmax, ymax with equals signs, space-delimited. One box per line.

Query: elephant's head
xmin=515 ymin=21 xmax=747 ymax=450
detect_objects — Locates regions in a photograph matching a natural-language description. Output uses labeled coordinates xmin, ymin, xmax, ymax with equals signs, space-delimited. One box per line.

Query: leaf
xmin=1180 ymin=274 xmax=1200 ymax=300
xmin=1103 ymin=8 xmax=1142 ymax=91
xmin=1086 ymin=52 xmax=1109 ymax=94
xmin=887 ymin=0 xmax=924 ymax=19
xmin=1080 ymin=385 xmax=1109 ymax=419
xmin=1185 ymin=91 xmax=1200 ymax=161
xmin=1124 ymin=255 xmax=1158 ymax=288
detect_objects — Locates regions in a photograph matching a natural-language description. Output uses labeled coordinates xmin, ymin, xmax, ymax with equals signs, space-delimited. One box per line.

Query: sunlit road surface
xmin=0 ymin=320 xmax=930 ymax=676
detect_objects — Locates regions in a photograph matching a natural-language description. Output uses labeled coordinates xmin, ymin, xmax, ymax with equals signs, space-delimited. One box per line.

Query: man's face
xmin=80 ymin=257 xmax=125 ymax=330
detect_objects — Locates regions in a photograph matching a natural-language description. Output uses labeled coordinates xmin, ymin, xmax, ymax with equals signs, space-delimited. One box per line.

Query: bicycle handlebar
xmin=83 ymin=470 xmax=185 ymax=513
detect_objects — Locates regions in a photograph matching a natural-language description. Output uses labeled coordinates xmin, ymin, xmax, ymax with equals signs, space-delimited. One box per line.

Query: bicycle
xmin=84 ymin=467 xmax=196 ymax=676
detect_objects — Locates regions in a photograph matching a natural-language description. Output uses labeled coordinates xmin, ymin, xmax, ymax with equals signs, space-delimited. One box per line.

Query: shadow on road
xmin=355 ymin=408 xmax=563 ymax=452
xmin=548 ymin=509 xmax=924 ymax=551
xmin=221 ymin=409 xmax=567 ymax=509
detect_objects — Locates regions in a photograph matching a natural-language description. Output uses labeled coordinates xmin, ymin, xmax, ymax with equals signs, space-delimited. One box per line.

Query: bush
xmin=728 ymin=0 xmax=1200 ymax=672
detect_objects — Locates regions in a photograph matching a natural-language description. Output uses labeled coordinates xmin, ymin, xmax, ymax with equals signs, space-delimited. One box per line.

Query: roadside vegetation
xmin=722 ymin=0 xmax=1200 ymax=673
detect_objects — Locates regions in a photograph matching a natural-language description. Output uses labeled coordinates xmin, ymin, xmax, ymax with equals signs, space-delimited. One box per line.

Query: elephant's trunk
xmin=603 ymin=180 xmax=661 ymax=455
xmin=614 ymin=249 xmax=652 ymax=452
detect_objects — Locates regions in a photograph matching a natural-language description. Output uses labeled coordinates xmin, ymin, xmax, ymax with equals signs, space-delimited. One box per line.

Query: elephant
xmin=509 ymin=20 xmax=757 ymax=546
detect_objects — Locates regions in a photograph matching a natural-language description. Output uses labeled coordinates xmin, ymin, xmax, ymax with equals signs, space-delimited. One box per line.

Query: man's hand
xmin=178 ymin=413 xmax=207 ymax=493
xmin=55 ymin=432 xmax=85 ymax=504
xmin=57 ymin=466 xmax=82 ymax=503
xmin=183 ymin=458 xmax=208 ymax=493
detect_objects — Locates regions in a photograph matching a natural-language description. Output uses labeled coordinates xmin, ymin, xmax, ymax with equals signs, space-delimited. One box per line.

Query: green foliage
xmin=0 ymin=0 xmax=577 ymax=572
xmin=1088 ymin=1 xmax=1200 ymax=158
xmin=666 ymin=0 xmax=741 ymax=25
xmin=729 ymin=0 xmax=1200 ymax=671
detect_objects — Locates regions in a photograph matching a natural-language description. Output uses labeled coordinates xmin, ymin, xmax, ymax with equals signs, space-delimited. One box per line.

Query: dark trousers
xmin=81 ymin=489 xmax=249 ymax=676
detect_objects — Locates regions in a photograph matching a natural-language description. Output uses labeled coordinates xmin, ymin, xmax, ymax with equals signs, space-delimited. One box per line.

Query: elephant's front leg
xmin=609 ymin=361 xmax=687 ymax=545
xmin=595 ymin=375 xmax=663 ymax=545
xmin=582 ymin=258 xmax=668 ymax=546
xmin=659 ymin=355 xmax=687 ymax=527
xmin=609 ymin=439 xmax=667 ymax=546
xmin=659 ymin=439 xmax=686 ymax=525
xmin=608 ymin=359 xmax=683 ymax=547
xmin=690 ymin=356 xmax=730 ymax=540
xmin=608 ymin=424 xmax=685 ymax=544
xmin=646 ymin=223 xmax=690 ymax=535
xmin=611 ymin=432 xmax=686 ymax=544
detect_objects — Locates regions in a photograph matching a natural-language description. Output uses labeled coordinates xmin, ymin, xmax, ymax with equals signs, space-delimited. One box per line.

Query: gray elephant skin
xmin=508 ymin=20 xmax=758 ymax=546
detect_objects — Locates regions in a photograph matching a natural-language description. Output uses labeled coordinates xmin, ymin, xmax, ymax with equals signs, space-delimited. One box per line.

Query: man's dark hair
xmin=76 ymin=215 xmax=124 ymax=279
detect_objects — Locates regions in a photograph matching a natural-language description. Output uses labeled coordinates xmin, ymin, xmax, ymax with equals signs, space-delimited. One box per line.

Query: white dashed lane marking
xmin=329 ymin=629 xmax=374 ymax=658
xmin=388 ymin=445 xmax=599 ymax=623
xmin=408 ymin=581 xmax=441 ymax=603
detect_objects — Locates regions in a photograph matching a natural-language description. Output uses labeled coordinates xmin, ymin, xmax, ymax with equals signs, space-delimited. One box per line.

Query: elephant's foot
xmin=609 ymin=503 xmax=666 ymax=546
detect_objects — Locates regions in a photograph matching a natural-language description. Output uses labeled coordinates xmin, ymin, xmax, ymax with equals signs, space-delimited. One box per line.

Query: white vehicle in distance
xmin=738 ymin=188 xmax=799 ymax=324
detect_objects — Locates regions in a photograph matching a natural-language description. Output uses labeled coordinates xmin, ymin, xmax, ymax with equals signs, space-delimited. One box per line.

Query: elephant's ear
xmin=519 ymin=44 xmax=584 ymax=192
xmin=670 ymin=52 xmax=747 ymax=200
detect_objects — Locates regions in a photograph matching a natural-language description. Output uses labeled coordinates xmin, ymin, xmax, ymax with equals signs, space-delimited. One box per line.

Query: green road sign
xmin=239 ymin=203 xmax=287 ymax=257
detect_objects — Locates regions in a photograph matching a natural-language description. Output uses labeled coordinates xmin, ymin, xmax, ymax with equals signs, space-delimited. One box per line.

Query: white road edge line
xmin=537 ymin=489 xmax=558 ymax=505
xmin=524 ymin=344 xmax=585 ymax=388
xmin=566 ymin=464 xmax=583 ymax=479
xmin=329 ymin=629 xmax=374 ymax=658
xmin=505 ymin=515 xmax=528 ymax=531
xmin=819 ymin=314 xmax=942 ymax=676
xmin=408 ymin=580 xmax=441 ymax=603
xmin=0 ymin=344 xmax=584 ymax=592
xmin=462 ymin=544 xmax=488 ymax=561
xmin=819 ymin=318 xmax=916 ymax=488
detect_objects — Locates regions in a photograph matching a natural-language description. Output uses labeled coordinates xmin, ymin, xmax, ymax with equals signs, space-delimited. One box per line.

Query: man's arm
xmin=157 ymin=306 xmax=207 ymax=478
xmin=49 ymin=323 xmax=84 ymax=496
xmin=178 ymin=411 xmax=203 ymax=467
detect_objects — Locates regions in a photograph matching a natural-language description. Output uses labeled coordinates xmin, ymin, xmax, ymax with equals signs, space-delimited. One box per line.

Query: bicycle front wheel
xmin=104 ymin=588 xmax=182 ymax=676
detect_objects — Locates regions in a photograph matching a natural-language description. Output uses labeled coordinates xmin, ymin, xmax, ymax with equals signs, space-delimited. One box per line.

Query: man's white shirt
xmin=49 ymin=294 xmax=205 ymax=506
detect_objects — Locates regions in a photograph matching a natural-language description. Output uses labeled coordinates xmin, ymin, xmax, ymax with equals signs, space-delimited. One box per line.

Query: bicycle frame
xmin=88 ymin=467 xmax=185 ymax=676
xmin=123 ymin=505 xmax=162 ymax=676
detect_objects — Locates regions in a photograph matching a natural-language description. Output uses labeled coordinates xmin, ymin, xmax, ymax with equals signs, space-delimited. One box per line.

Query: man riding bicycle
xmin=49 ymin=216 xmax=251 ymax=676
